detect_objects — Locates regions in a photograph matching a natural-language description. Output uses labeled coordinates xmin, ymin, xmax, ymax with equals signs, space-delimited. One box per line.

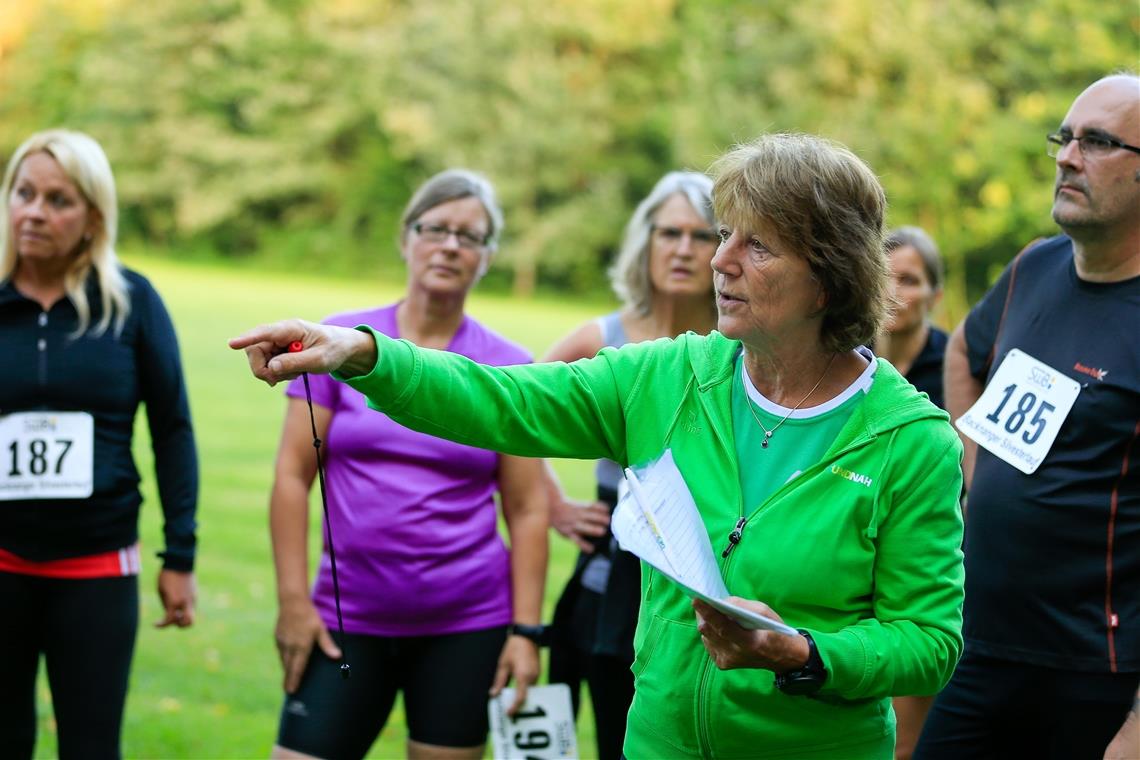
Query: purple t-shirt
xmin=286 ymin=304 xmax=531 ymax=636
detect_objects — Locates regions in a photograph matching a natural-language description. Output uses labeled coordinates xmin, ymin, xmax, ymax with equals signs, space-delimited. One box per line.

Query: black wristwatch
xmin=774 ymin=630 xmax=828 ymax=696
xmin=507 ymin=623 xmax=549 ymax=646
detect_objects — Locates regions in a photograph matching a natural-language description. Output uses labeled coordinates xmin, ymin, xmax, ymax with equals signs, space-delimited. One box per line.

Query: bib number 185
xmin=955 ymin=349 xmax=1080 ymax=475
xmin=984 ymin=383 xmax=1056 ymax=445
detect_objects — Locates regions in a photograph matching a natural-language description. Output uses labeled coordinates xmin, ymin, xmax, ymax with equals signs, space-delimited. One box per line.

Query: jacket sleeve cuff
xmin=157 ymin=549 xmax=195 ymax=573
xmin=810 ymin=627 xmax=874 ymax=698
xmin=332 ymin=326 xmax=421 ymax=412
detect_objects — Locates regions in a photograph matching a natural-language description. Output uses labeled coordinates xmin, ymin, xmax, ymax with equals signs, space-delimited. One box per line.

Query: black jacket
xmin=0 ymin=268 xmax=198 ymax=570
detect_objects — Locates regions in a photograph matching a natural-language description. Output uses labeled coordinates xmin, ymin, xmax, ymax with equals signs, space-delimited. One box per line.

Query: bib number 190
xmin=984 ymin=383 xmax=1056 ymax=445
xmin=488 ymin=684 xmax=577 ymax=760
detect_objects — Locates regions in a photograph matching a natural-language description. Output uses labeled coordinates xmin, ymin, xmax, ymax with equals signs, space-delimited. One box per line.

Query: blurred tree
xmin=0 ymin=0 xmax=1135 ymax=307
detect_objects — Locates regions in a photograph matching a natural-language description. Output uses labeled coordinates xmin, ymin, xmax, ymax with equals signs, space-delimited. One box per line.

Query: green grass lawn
xmin=32 ymin=255 xmax=613 ymax=759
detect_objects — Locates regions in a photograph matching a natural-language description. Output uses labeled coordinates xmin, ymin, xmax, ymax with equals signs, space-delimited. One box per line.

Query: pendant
xmin=762 ymin=433 xmax=771 ymax=449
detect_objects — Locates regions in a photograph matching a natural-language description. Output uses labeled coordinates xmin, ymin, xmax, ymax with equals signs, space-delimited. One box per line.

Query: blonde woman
xmin=0 ymin=129 xmax=198 ymax=757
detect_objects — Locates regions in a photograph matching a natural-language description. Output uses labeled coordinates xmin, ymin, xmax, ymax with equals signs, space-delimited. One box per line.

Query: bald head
xmin=1051 ymin=74 xmax=1140 ymax=238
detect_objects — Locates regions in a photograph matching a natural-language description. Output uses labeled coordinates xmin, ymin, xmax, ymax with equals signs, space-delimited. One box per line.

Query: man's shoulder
xmin=1016 ymin=234 xmax=1073 ymax=269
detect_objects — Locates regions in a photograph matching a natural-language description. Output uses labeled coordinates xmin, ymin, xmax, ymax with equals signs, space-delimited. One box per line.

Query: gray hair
xmin=885 ymin=226 xmax=943 ymax=291
xmin=609 ymin=171 xmax=715 ymax=315
xmin=0 ymin=129 xmax=129 ymax=337
xmin=399 ymin=168 xmax=504 ymax=252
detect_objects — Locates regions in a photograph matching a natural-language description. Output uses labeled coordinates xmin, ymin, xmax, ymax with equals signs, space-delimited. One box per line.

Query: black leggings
xmin=277 ymin=626 xmax=508 ymax=759
xmin=549 ymin=643 xmax=635 ymax=760
xmin=0 ymin=571 xmax=138 ymax=760
xmin=914 ymin=651 xmax=1139 ymax=760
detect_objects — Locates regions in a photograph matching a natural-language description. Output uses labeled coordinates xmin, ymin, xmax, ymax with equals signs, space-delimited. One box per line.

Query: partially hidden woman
xmin=875 ymin=226 xmax=947 ymax=411
xmin=234 ymin=134 xmax=965 ymax=760
xmin=266 ymin=169 xmax=548 ymax=760
xmin=873 ymin=225 xmax=948 ymax=760
xmin=544 ymin=170 xmax=717 ymax=760
xmin=0 ymin=129 xmax=198 ymax=758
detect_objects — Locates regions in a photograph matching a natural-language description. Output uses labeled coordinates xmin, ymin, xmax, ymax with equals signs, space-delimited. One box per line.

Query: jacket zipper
xmin=37 ymin=312 xmax=48 ymax=386
xmin=721 ymin=517 xmax=747 ymax=557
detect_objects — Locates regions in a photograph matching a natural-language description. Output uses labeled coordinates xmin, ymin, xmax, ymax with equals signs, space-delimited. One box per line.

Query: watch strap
xmin=775 ymin=629 xmax=827 ymax=696
xmin=507 ymin=623 xmax=549 ymax=646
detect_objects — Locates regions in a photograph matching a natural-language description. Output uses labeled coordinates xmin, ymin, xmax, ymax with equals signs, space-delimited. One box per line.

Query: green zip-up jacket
xmin=339 ymin=329 xmax=965 ymax=759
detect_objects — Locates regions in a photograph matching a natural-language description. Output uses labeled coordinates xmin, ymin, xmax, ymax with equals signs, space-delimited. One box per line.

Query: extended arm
xmin=231 ymin=320 xmax=632 ymax=462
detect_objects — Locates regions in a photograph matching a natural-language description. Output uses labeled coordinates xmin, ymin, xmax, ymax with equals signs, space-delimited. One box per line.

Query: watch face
xmin=776 ymin=672 xmax=825 ymax=696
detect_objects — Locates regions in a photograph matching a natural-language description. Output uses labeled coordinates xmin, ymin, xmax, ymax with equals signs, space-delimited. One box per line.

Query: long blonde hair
xmin=0 ymin=129 xmax=130 ymax=336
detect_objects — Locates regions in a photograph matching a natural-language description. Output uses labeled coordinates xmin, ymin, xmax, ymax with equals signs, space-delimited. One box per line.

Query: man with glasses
xmin=918 ymin=73 xmax=1140 ymax=759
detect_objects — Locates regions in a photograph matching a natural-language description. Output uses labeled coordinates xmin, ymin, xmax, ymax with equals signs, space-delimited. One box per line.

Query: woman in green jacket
xmin=233 ymin=133 xmax=965 ymax=760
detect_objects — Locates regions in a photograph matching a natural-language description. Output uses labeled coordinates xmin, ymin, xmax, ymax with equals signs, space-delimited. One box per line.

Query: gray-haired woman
xmin=543 ymin=170 xmax=717 ymax=760
xmin=265 ymin=169 xmax=548 ymax=760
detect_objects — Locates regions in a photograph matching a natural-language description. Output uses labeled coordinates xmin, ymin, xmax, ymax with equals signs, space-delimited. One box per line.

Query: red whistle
xmin=288 ymin=341 xmax=304 ymax=353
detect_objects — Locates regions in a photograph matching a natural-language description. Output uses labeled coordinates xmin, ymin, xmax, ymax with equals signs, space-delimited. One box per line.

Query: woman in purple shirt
xmin=268 ymin=170 xmax=548 ymax=760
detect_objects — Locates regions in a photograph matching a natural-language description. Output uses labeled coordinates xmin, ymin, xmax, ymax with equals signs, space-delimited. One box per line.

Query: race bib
xmin=956 ymin=349 xmax=1080 ymax=474
xmin=0 ymin=412 xmax=94 ymax=499
xmin=488 ymin=684 xmax=577 ymax=760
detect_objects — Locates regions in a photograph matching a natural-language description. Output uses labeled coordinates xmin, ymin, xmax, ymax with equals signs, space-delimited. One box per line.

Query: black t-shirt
xmin=963 ymin=235 xmax=1140 ymax=672
xmin=907 ymin=325 xmax=948 ymax=411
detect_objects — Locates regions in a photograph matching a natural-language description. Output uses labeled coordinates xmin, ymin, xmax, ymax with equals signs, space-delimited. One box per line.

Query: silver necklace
xmin=746 ymin=354 xmax=836 ymax=449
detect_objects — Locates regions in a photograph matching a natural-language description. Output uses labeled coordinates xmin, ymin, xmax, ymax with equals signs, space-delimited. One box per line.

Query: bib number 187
xmin=0 ymin=412 xmax=94 ymax=500
xmin=8 ymin=438 xmax=74 ymax=477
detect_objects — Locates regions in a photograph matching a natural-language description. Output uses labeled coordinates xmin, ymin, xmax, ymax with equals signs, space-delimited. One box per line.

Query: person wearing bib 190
xmin=266 ymin=169 xmax=548 ymax=760
xmin=233 ymin=133 xmax=966 ymax=760
xmin=0 ymin=129 xmax=199 ymax=758
xmin=922 ymin=73 xmax=1140 ymax=760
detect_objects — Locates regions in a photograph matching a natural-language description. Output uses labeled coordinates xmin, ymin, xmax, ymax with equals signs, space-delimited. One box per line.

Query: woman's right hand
xmin=229 ymin=319 xmax=378 ymax=386
xmin=551 ymin=497 xmax=611 ymax=553
xmin=276 ymin=595 xmax=343 ymax=694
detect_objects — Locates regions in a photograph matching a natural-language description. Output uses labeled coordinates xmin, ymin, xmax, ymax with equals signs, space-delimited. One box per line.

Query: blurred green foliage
xmin=1 ymin=0 xmax=1136 ymax=322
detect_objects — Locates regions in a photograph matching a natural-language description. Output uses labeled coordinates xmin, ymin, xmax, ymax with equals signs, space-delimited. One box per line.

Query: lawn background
xmin=32 ymin=254 xmax=609 ymax=759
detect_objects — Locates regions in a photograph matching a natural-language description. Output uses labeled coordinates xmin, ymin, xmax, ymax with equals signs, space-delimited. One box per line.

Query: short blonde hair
xmin=712 ymin=133 xmax=889 ymax=353
xmin=1 ymin=129 xmax=129 ymax=336
xmin=609 ymin=171 xmax=715 ymax=315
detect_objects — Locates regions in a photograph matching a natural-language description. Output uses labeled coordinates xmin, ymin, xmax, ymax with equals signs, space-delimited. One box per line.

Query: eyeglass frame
xmin=1046 ymin=129 xmax=1140 ymax=159
xmin=650 ymin=223 xmax=720 ymax=246
xmin=409 ymin=221 xmax=491 ymax=250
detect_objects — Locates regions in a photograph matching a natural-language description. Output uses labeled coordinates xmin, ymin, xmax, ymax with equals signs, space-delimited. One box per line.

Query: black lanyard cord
xmin=292 ymin=342 xmax=351 ymax=679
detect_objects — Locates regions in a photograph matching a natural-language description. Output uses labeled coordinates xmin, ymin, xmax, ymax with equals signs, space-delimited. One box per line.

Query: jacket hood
xmin=686 ymin=331 xmax=950 ymax=441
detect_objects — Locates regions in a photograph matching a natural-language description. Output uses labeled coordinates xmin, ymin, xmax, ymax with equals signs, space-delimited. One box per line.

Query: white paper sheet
xmin=611 ymin=450 xmax=797 ymax=636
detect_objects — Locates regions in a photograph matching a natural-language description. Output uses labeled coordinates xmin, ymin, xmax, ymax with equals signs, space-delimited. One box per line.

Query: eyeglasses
xmin=651 ymin=224 xmax=719 ymax=246
xmin=1046 ymin=131 xmax=1140 ymax=159
xmin=411 ymin=222 xmax=489 ymax=249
